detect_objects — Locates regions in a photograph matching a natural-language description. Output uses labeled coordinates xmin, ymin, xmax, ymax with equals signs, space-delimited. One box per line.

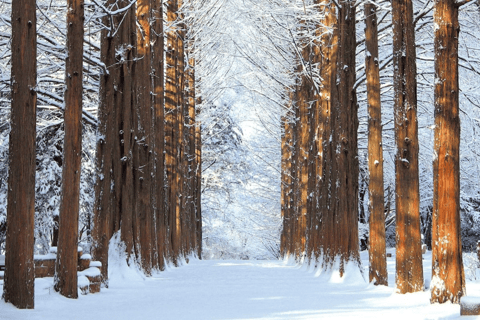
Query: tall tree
xmin=135 ymin=0 xmax=154 ymax=275
xmin=392 ymin=0 xmax=424 ymax=294
xmin=195 ymin=105 xmax=202 ymax=259
xmin=54 ymin=0 xmax=84 ymax=298
xmin=152 ymin=0 xmax=166 ymax=270
xmin=326 ymin=0 xmax=360 ymax=272
xmin=93 ymin=0 xmax=117 ymax=285
xmin=117 ymin=0 xmax=136 ymax=263
xmin=3 ymin=0 xmax=37 ymax=309
xmin=431 ymin=0 xmax=465 ymax=304
xmin=364 ymin=2 xmax=387 ymax=286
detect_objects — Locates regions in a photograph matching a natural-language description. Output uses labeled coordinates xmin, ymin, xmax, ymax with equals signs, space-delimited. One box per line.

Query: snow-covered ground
xmin=0 ymin=249 xmax=479 ymax=319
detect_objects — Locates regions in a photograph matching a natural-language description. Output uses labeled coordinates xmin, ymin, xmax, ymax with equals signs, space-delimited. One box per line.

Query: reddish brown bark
xmin=165 ymin=0 xmax=180 ymax=265
xmin=93 ymin=0 xmax=116 ymax=285
xmin=117 ymin=2 xmax=136 ymax=262
xmin=294 ymin=22 xmax=311 ymax=261
xmin=3 ymin=0 xmax=37 ymax=309
xmin=195 ymin=106 xmax=202 ymax=259
xmin=135 ymin=0 xmax=154 ymax=274
xmin=330 ymin=0 xmax=359 ymax=272
xmin=152 ymin=0 xmax=166 ymax=270
xmin=431 ymin=0 xmax=465 ymax=304
xmin=392 ymin=0 xmax=424 ymax=294
xmin=186 ymin=46 xmax=197 ymax=257
xmin=54 ymin=0 xmax=84 ymax=298
xmin=365 ymin=2 xmax=387 ymax=286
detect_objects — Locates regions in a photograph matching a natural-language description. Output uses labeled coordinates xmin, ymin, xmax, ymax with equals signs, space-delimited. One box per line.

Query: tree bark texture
xmin=117 ymin=1 xmax=136 ymax=263
xmin=365 ymin=2 xmax=388 ymax=286
xmin=195 ymin=105 xmax=202 ymax=259
xmin=392 ymin=0 xmax=424 ymax=294
xmin=186 ymin=44 xmax=197 ymax=257
xmin=152 ymin=0 xmax=166 ymax=270
xmin=431 ymin=0 xmax=465 ymax=304
xmin=280 ymin=109 xmax=294 ymax=258
xmin=328 ymin=0 xmax=360 ymax=272
xmin=54 ymin=0 xmax=84 ymax=298
xmin=93 ymin=3 xmax=116 ymax=285
xmin=4 ymin=0 xmax=37 ymax=309
xmin=165 ymin=0 xmax=180 ymax=265
xmin=294 ymin=23 xmax=310 ymax=261
xmin=135 ymin=0 xmax=154 ymax=275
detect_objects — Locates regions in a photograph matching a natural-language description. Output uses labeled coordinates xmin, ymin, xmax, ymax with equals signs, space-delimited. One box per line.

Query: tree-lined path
xmin=1 ymin=251 xmax=476 ymax=319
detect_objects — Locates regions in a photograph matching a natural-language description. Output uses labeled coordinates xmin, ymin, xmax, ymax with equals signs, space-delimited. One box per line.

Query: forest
xmin=0 ymin=0 xmax=480 ymax=317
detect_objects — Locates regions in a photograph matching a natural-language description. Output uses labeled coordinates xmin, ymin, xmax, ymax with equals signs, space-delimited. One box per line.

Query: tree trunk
xmin=93 ymin=4 xmax=116 ymax=285
xmin=166 ymin=0 xmax=180 ymax=265
xmin=365 ymin=2 xmax=387 ymax=286
xmin=135 ymin=0 xmax=153 ymax=275
xmin=431 ymin=0 xmax=465 ymax=304
xmin=392 ymin=0 xmax=424 ymax=294
xmin=294 ymin=22 xmax=310 ymax=262
xmin=4 ymin=0 xmax=37 ymax=308
xmin=314 ymin=0 xmax=360 ymax=274
xmin=152 ymin=0 xmax=166 ymax=270
xmin=54 ymin=0 xmax=84 ymax=298
xmin=118 ymin=1 xmax=136 ymax=262
xmin=186 ymin=44 xmax=197 ymax=257
xmin=195 ymin=105 xmax=202 ymax=259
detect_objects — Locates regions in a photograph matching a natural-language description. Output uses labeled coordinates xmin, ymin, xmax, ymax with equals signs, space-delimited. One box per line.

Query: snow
xmin=78 ymin=267 xmax=101 ymax=278
xmin=0 ymin=250 xmax=476 ymax=319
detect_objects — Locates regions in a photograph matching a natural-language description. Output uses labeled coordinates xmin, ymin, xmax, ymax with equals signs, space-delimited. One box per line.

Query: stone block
xmin=461 ymin=296 xmax=480 ymax=316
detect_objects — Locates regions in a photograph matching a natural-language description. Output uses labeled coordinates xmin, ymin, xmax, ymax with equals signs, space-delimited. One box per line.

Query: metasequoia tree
xmin=280 ymin=112 xmax=294 ymax=257
xmin=364 ymin=2 xmax=387 ymax=286
xmin=152 ymin=0 xmax=167 ymax=270
xmin=3 ymin=0 xmax=37 ymax=309
xmin=92 ymin=0 xmax=117 ymax=284
xmin=135 ymin=0 xmax=154 ymax=275
xmin=321 ymin=0 xmax=360 ymax=272
xmin=282 ymin=0 xmax=360 ymax=273
xmin=54 ymin=0 xmax=84 ymax=298
xmin=293 ymin=19 xmax=310 ymax=261
xmin=117 ymin=0 xmax=136 ymax=264
xmin=430 ymin=0 xmax=466 ymax=304
xmin=165 ymin=0 xmax=181 ymax=264
xmin=392 ymin=0 xmax=424 ymax=294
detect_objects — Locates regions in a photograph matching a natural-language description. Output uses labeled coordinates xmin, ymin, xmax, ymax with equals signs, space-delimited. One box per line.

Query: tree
xmin=392 ymin=0 xmax=424 ymax=294
xmin=324 ymin=0 xmax=360 ymax=272
xmin=54 ymin=0 xmax=84 ymax=298
xmin=430 ymin=0 xmax=465 ymax=304
xmin=3 ymin=0 xmax=37 ymax=309
xmin=165 ymin=0 xmax=181 ymax=264
xmin=364 ymin=2 xmax=387 ymax=286
xmin=152 ymin=0 xmax=167 ymax=270
xmin=135 ymin=0 xmax=154 ymax=275
xmin=92 ymin=0 xmax=117 ymax=285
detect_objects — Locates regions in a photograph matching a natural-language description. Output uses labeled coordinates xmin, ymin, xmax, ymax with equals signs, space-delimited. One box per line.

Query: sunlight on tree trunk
xmin=431 ymin=0 xmax=465 ymax=304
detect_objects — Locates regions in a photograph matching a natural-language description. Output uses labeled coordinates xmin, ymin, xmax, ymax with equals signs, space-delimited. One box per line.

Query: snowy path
xmin=0 ymin=252 xmax=475 ymax=319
